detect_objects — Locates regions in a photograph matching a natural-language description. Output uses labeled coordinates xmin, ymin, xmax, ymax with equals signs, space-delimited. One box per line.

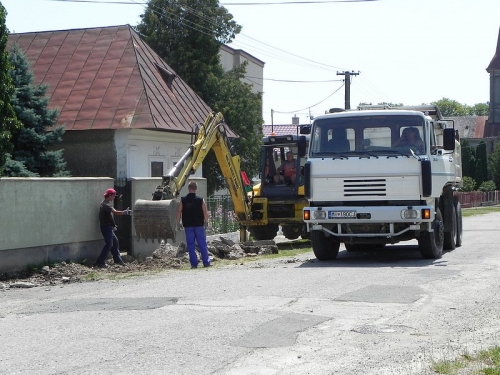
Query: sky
xmin=1 ymin=0 xmax=499 ymax=125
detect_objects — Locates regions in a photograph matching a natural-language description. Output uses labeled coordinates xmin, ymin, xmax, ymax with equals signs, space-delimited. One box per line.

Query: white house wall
xmin=114 ymin=129 xmax=201 ymax=179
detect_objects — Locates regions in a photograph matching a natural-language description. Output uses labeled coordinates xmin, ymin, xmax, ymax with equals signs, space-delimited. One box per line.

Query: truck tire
xmin=443 ymin=205 xmax=457 ymax=251
xmin=311 ymin=230 xmax=340 ymax=260
xmin=282 ymin=225 xmax=301 ymax=240
xmin=455 ymin=201 xmax=463 ymax=247
xmin=249 ymin=224 xmax=279 ymax=240
xmin=418 ymin=208 xmax=444 ymax=259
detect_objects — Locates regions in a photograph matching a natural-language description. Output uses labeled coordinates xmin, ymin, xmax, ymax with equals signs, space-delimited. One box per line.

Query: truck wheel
xmin=418 ymin=208 xmax=444 ymax=259
xmin=443 ymin=205 xmax=457 ymax=251
xmin=311 ymin=231 xmax=340 ymax=260
xmin=249 ymin=224 xmax=279 ymax=240
xmin=282 ymin=225 xmax=301 ymax=240
xmin=455 ymin=202 xmax=463 ymax=247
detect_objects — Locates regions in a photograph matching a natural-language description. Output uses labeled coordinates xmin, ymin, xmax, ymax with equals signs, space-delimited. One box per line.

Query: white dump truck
xmin=302 ymin=105 xmax=463 ymax=260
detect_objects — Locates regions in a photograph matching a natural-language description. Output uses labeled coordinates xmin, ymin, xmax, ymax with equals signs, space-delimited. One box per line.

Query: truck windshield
xmin=309 ymin=115 xmax=426 ymax=157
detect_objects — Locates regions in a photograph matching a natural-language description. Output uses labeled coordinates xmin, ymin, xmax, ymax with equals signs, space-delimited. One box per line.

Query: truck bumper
xmin=303 ymin=205 xmax=434 ymax=238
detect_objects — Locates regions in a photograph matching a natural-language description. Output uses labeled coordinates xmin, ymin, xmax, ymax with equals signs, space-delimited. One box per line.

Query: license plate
xmin=329 ymin=211 xmax=357 ymax=219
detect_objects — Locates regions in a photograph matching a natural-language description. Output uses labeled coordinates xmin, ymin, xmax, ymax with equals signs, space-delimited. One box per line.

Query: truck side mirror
xmin=443 ymin=128 xmax=455 ymax=151
xmin=298 ymin=136 xmax=307 ymax=157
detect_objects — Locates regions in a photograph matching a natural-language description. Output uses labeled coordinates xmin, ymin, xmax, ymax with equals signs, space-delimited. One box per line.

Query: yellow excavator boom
xmin=133 ymin=112 xmax=251 ymax=243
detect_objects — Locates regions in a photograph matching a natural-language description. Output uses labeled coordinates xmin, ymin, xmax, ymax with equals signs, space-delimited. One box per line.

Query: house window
xmin=151 ymin=161 xmax=164 ymax=177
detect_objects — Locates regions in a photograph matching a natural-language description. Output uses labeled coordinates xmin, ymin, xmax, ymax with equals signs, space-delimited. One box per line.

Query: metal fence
xmin=455 ymin=191 xmax=500 ymax=208
xmin=206 ymin=195 xmax=240 ymax=235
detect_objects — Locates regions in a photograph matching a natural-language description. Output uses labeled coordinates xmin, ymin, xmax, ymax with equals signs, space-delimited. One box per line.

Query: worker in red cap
xmin=95 ymin=188 xmax=131 ymax=268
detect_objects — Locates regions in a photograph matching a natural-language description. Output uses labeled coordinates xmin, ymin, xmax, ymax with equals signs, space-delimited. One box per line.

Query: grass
xmin=431 ymin=346 xmax=500 ymax=374
xmin=462 ymin=205 xmax=500 ymax=217
xmin=429 ymin=205 xmax=500 ymax=374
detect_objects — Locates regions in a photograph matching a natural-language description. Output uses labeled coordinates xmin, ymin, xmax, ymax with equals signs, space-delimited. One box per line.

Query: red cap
xmin=104 ymin=188 xmax=117 ymax=197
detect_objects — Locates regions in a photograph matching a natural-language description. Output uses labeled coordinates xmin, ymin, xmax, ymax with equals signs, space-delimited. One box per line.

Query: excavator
xmin=132 ymin=112 xmax=309 ymax=243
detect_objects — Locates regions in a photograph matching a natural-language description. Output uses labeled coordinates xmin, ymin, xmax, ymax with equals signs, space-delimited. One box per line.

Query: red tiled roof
xmin=8 ymin=25 xmax=213 ymax=133
xmin=487 ymin=27 xmax=500 ymax=71
xmin=474 ymin=116 xmax=488 ymax=138
xmin=262 ymin=124 xmax=308 ymax=136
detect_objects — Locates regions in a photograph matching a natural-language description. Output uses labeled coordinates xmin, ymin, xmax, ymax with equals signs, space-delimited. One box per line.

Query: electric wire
xmin=272 ymin=83 xmax=344 ymax=113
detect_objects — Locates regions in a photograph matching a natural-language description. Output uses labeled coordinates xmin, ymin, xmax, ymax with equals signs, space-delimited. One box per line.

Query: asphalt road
xmin=1 ymin=212 xmax=500 ymax=375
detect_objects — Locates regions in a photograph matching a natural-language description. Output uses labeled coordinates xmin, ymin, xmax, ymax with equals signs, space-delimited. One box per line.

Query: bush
xmin=461 ymin=176 xmax=476 ymax=192
xmin=478 ymin=180 xmax=496 ymax=192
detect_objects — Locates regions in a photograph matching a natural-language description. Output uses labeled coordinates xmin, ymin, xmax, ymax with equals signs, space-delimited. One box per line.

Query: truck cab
xmin=302 ymin=106 xmax=463 ymax=260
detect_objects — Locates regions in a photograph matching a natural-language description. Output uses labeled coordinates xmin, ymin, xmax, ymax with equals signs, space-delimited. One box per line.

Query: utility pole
xmin=336 ymin=71 xmax=360 ymax=110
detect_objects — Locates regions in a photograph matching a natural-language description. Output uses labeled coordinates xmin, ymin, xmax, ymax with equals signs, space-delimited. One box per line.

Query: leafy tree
xmin=205 ymin=63 xmax=263 ymax=195
xmin=137 ymin=0 xmax=265 ymax=194
xmin=3 ymin=44 xmax=70 ymax=177
xmin=136 ymin=0 xmax=241 ymax=102
xmin=468 ymin=103 xmax=489 ymax=116
xmin=431 ymin=98 xmax=468 ymax=117
xmin=0 ymin=4 xmax=22 ymax=175
xmin=461 ymin=176 xmax=476 ymax=192
xmin=460 ymin=139 xmax=475 ymax=178
xmin=474 ymin=140 xmax=488 ymax=187
xmin=489 ymin=139 xmax=500 ymax=189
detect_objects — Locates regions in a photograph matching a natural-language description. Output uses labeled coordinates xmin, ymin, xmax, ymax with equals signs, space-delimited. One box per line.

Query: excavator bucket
xmin=133 ymin=199 xmax=179 ymax=243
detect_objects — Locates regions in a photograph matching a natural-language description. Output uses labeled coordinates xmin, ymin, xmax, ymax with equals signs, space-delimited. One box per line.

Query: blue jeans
xmin=96 ymin=225 xmax=123 ymax=265
xmin=185 ymin=226 xmax=210 ymax=267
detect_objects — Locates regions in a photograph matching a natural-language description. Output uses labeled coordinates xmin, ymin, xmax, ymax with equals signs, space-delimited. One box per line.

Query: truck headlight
xmin=313 ymin=210 xmax=327 ymax=220
xmin=401 ymin=209 xmax=420 ymax=219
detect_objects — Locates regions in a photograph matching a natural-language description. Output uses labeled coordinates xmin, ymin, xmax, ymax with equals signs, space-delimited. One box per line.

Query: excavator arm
xmin=133 ymin=112 xmax=252 ymax=243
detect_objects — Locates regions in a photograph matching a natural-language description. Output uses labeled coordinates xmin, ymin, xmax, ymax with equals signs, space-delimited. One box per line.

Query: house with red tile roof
xmin=7 ymin=25 xmax=221 ymax=179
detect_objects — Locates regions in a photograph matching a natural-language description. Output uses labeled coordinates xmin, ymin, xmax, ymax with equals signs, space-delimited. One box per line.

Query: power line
xmin=223 ymin=0 xmax=379 ymax=4
xmin=273 ymin=83 xmax=345 ymax=114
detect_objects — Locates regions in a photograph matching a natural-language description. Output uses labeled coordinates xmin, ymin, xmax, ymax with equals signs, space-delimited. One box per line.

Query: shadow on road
xmin=297 ymin=243 xmax=451 ymax=269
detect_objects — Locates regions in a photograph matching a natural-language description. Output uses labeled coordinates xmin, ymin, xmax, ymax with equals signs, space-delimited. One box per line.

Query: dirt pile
xmin=0 ymin=237 xmax=289 ymax=290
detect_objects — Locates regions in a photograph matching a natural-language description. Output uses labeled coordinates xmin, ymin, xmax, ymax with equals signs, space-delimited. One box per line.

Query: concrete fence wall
xmin=0 ymin=177 xmax=208 ymax=274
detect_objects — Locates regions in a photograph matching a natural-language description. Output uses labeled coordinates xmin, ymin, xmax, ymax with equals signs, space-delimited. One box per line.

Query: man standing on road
xmin=176 ymin=181 xmax=211 ymax=269
xmin=95 ymin=188 xmax=130 ymax=268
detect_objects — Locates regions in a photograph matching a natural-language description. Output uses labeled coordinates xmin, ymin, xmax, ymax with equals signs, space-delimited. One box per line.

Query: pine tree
xmin=0 ymin=4 xmax=22 ymax=175
xmin=489 ymin=139 xmax=500 ymax=189
xmin=460 ymin=139 xmax=475 ymax=178
xmin=474 ymin=141 xmax=488 ymax=187
xmin=4 ymin=44 xmax=70 ymax=177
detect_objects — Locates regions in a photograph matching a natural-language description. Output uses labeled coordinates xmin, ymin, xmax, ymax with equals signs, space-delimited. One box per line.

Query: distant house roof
xmin=262 ymin=124 xmax=308 ymax=137
xmin=448 ymin=116 xmax=488 ymax=139
xmin=487 ymin=27 xmax=500 ymax=71
xmin=7 ymin=25 xmax=212 ymax=133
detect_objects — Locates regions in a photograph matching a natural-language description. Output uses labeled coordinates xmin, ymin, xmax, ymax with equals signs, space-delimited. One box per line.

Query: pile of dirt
xmin=0 ymin=237 xmax=305 ymax=290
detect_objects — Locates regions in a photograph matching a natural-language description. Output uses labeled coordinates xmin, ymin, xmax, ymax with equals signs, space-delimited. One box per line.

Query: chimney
xmin=292 ymin=115 xmax=299 ymax=125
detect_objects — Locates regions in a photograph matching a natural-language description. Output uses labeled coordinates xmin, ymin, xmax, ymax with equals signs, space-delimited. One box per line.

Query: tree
xmin=0 ymin=4 xmax=22 ymax=175
xmin=136 ymin=0 xmax=241 ymax=103
xmin=137 ymin=0 xmax=265 ymax=194
xmin=489 ymin=139 xmax=500 ymax=189
xmin=460 ymin=139 xmax=475 ymax=178
xmin=431 ymin=98 xmax=468 ymax=116
xmin=468 ymin=102 xmax=489 ymax=116
xmin=474 ymin=140 xmax=488 ymax=187
xmin=3 ymin=44 xmax=70 ymax=177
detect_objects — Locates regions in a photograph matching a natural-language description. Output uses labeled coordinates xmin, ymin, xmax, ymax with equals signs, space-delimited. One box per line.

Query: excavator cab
xmin=259 ymin=135 xmax=307 ymax=197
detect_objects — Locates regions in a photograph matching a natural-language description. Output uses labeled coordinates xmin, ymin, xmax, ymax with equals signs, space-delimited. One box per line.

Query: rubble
xmin=0 ymin=236 xmax=303 ymax=290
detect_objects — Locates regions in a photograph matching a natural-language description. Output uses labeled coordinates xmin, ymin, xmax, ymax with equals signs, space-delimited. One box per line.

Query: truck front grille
xmin=344 ymin=179 xmax=386 ymax=197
